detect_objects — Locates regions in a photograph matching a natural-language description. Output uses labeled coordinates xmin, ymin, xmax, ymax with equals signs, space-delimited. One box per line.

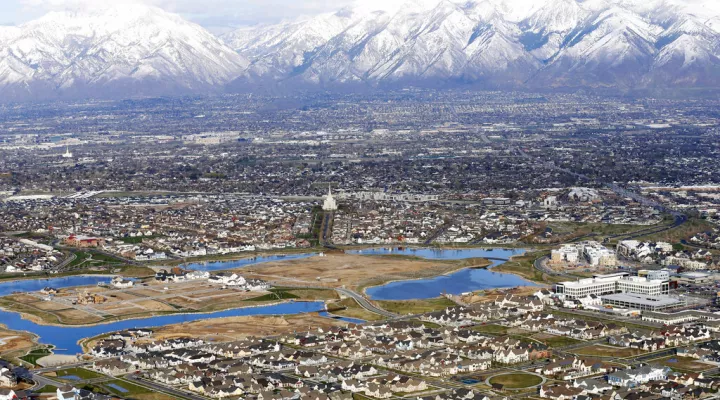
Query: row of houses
xmin=608 ymin=325 xmax=711 ymax=352
xmin=500 ymin=312 xmax=627 ymax=341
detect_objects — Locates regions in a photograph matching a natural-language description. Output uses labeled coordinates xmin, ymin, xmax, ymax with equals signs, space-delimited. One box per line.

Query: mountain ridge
xmin=1 ymin=0 xmax=720 ymax=101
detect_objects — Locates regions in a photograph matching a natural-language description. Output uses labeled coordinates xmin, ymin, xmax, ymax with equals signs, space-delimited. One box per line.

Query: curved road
xmin=336 ymin=288 xmax=399 ymax=319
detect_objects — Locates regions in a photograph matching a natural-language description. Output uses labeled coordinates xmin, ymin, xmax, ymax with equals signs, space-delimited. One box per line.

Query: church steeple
xmin=322 ymin=184 xmax=338 ymax=211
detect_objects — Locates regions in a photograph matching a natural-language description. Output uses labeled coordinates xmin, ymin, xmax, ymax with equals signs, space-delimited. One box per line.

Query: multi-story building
xmin=555 ymin=273 xmax=669 ymax=299
xmin=550 ymin=241 xmax=617 ymax=267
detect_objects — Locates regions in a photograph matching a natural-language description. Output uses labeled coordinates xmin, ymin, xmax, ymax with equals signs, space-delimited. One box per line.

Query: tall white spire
xmin=323 ymin=184 xmax=338 ymax=211
xmin=62 ymin=145 xmax=73 ymax=159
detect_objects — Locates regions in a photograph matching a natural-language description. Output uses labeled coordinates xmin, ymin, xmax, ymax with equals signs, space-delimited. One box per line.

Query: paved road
xmin=336 ymin=288 xmax=399 ymax=318
xmin=126 ymin=374 xmax=207 ymax=400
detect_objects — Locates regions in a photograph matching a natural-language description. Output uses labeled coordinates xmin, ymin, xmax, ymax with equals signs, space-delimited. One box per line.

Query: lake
xmin=353 ymin=247 xmax=536 ymax=300
xmin=347 ymin=247 xmax=524 ymax=260
xmin=182 ymin=253 xmax=317 ymax=271
xmin=0 ymin=275 xmax=112 ymax=297
xmin=0 ymin=301 xmax=325 ymax=355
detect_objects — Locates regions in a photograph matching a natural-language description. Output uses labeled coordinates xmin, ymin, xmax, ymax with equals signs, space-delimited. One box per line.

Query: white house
xmin=607 ymin=366 xmax=668 ymax=387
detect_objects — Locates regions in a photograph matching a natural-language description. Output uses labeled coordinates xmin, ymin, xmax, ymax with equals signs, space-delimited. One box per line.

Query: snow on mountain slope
xmin=531 ymin=6 xmax=661 ymax=86
xmin=0 ymin=4 xmax=248 ymax=100
xmin=3 ymin=0 xmax=720 ymax=101
xmin=223 ymin=0 xmax=720 ymax=89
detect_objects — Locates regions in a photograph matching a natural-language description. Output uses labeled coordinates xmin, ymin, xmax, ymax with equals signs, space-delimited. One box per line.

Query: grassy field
xmin=19 ymin=347 xmax=52 ymax=366
xmin=36 ymin=385 xmax=59 ymax=394
xmin=637 ymin=218 xmax=715 ymax=243
xmin=655 ymin=356 xmax=715 ymax=372
xmin=488 ymin=373 xmax=543 ymax=389
xmin=491 ymin=251 xmax=552 ymax=283
xmin=328 ymin=298 xmax=385 ymax=321
xmin=102 ymin=379 xmax=180 ymax=400
xmin=473 ymin=324 xmax=510 ymax=335
xmin=245 ymin=288 xmax=300 ymax=302
xmin=375 ymin=297 xmax=456 ymax=315
xmin=51 ymin=367 xmax=106 ymax=381
xmin=285 ymin=288 xmax=339 ymax=301
xmin=535 ymin=334 xmax=584 ymax=348
xmin=572 ymin=344 xmax=645 ymax=358
xmin=546 ymin=221 xmax=657 ymax=243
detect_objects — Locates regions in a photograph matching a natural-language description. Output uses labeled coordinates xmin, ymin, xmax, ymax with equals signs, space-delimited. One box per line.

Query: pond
xmin=347 ymin=247 xmax=524 ymax=260
xmin=318 ymin=311 xmax=365 ymax=325
xmin=354 ymin=247 xmax=536 ymax=300
xmin=0 ymin=276 xmax=112 ymax=297
xmin=182 ymin=253 xmax=317 ymax=272
xmin=0 ymin=301 xmax=325 ymax=355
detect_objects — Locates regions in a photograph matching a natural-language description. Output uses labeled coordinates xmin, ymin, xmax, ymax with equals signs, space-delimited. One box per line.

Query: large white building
xmin=555 ymin=273 xmax=669 ymax=299
xmin=322 ymin=186 xmax=338 ymax=212
xmin=551 ymin=241 xmax=617 ymax=267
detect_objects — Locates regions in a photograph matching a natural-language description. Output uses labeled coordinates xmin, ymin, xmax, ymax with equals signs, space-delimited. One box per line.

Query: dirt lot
xmin=241 ymin=253 xmax=490 ymax=291
xmin=83 ymin=314 xmax=345 ymax=350
xmin=54 ymin=309 xmax=103 ymax=325
xmin=0 ymin=324 xmax=36 ymax=355
xmin=572 ymin=344 xmax=645 ymax=358
xmin=458 ymin=286 xmax=540 ymax=304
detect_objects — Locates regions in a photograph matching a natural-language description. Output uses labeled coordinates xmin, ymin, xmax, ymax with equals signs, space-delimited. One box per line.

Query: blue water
xmin=347 ymin=247 xmax=524 ymax=260
xmin=182 ymin=253 xmax=317 ymax=271
xmin=59 ymin=375 xmax=81 ymax=381
xmin=356 ymin=247 xmax=535 ymax=300
xmin=0 ymin=276 xmax=111 ymax=297
xmin=318 ymin=311 xmax=365 ymax=325
xmin=0 ymin=301 xmax=325 ymax=355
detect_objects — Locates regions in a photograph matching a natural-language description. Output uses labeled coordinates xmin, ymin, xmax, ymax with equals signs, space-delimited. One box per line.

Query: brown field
xmin=164 ymin=296 xmax=200 ymax=308
xmin=133 ymin=300 xmax=177 ymax=312
xmin=150 ymin=313 xmax=346 ymax=341
xmin=242 ymin=253 xmax=491 ymax=291
xmin=572 ymin=345 xmax=645 ymax=358
xmin=31 ymin=300 xmax=73 ymax=311
xmin=82 ymin=313 xmax=347 ymax=351
xmin=8 ymin=293 xmax=39 ymax=303
xmin=656 ymin=356 xmax=715 ymax=372
xmin=460 ymin=286 xmax=541 ymax=304
xmin=54 ymin=309 xmax=103 ymax=324
xmin=0 ymin=324 xmax=36 ymax=355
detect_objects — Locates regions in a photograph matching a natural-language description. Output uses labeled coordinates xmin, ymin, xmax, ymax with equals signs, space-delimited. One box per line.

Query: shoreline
xmin=360 ymin=252 xmax=544 ymax=298
xmin=0 ymin=299 xmax=325 ymax=329
xmin=359 ymin=258 xmax=494 ymax=297
xmin=2 ymin=248 xmax=543 ymax=328
xmin=0 ymin=273 xmax=121 ymax=285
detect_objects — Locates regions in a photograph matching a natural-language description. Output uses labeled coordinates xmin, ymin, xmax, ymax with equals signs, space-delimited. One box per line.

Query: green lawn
xmin=328 ymin=298 xmax=385 ymax=321
xmin=35 ymin=385 xmax=59 ymax=394
xmin=489 ymin=373 xmax=543 ymax=389
xmin=537 ymin=335 xmax=584 ymax=348
xmin=375 ymin=297 xmax=456 ymax=315
xmin=19 ymin=347 xmax=52 ymax=366
xmin=103 ymin=379 xmax=154 ymax=396
xmin=473 ymin=324 xmax=509 ymax=335
xmin=245 ymin=288 xmax=300 ymax=302
xmin=54 ymin=367 xmax=106 ymax=381
xmin=491 ymin=251 xmax=551 ymax=283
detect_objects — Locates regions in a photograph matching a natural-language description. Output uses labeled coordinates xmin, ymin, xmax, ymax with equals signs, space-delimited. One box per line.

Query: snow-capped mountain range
xmin=0 ymin=4 xmax=248 ymax=101
xmin=1 ymin=0 xmax=720 ymax=101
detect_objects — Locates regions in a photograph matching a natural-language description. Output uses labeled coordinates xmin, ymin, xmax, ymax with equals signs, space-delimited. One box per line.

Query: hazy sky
xmin=3 ymin=0 xmax=719 ymax=33
xmin=0 ymin=0 xmax=359 ymax=32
